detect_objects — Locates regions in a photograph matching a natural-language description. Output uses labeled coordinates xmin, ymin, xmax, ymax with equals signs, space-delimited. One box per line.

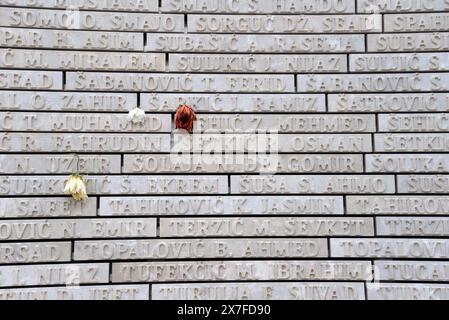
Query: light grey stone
xmin=0 ymin=218 xmax=156 ymax=240
xmin=397 ymin=175 xmax=449 ymax=193
xmin=368 ymin=32 xmax=449 ymax=52
xmin=0 ymin=49 xmax=166 ymax=71
xmin=0 ymin=263 xmax=108 ymax=287
xmin=0 ymin=197 xmax=97 ymax=218
xmin=0 ymin=133 xmax=170 ymax=152
xmin=74 ymin=239 xmax=328 ymax=260
xmin=141 ymin=93 xmax=326 ymax=113
xmin=146 ymin=33 xmax=365 ymax=53
xmin=377 ymin=217 xmax=449 ymax=236
xmin=346 ymin=196 xmax=449 ymax=215
xmin=0 ymin=91 xmax=138 ymax=112
xmin=188 ymin=14 xmax=382 ymax=33
xmin=358 ymin=0 xmax=449 ymax=12
xmin=0 ymin=242 xmax=71 ymax=264
xmin=375 ymin=261 xmax=449 ymax=282
xmin=99 ymin=196 xmax=344 ymax=216
xmin=169 ymin=54 xmax=347 ymax=73
xmin=160 ymin=217 xmax=374 ymax=237
xmin=0 ymin=285 xmax=150 ymax=300
xmin=328 ymin=93 xmax=449 ymax=112
xmin=366 ymin=154 xmax=449 ymax=173
xmin=66 ymin=72 xmax=295 ymax=92
xmin=385 ymin=13 xmax=449 ymax=32
xmin=231 ymin=175 xmax=395 ymax=194
xmin=0 ymin=155 xmax=121 ymax=174
xmin=0 ymin=70 xmax=62 ymax=90
xmin=331 ymin=238 xmax=449 ymax=258
xmin=152 ymin=282 xmax=365 ymax=300
xmin=375 ymin=133 xmax=449 ymax=152
xmin=379 ymin=113 xmax=449 ymax=132
xmin=112 ymin=260 xmax=372 ymax=282
xmin=0 ymin=28 xmax=144 ymax=51
xmin=367 ymin=283 xmax=449 ymax=300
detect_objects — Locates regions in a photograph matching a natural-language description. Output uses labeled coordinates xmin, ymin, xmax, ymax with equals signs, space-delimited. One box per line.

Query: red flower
xmin=175 ymin=105 xmax=197 ymax=132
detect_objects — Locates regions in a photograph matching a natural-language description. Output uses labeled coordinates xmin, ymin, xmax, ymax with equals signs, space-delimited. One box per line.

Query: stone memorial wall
xmin=0 ymin=0 xmax=448 ymax=300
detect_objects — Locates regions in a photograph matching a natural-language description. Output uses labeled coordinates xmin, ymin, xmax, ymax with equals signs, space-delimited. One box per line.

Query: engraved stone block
xmin=367 ymin=283 xmax=449 ymax=300
xmin=377 ymin=217 xmax=449 ymax=236
xmin=0 ymin=91 xmax=138 ymax=112
xmin=0 ymin=155 xmax=121 ymax=174
xmin=331 ymin=238 xmax=449 ymax=258
xmin=0 ymin=263 xmax=108 ymax=287
xmin=0 ymin=242 xmax=71 ymax=264
xmin=188 ymin=15 xmax=382 ymax=33
xmin=375 ymin=261 xmax=449 ymax=282
xmin=385 ymin=13 xmax=449 ymax=32
xmin=375 ymin=134 xmax=449 ymax=152
xmin=0 ymin=49 xmax=166 ymax=71
xmin=74 ymin=239 xmax=328 ymax=260
xmin=379 ymin=113 xmax=449 ymax=132
xmin=0 ymin=70 xmax=62 ymax=90
xmin=141 ymin=93 xmax=326 ymax=113
xmin=368 ymin=33 xmax=449 ymax=52
xmin=146 ymin=34 xmax=365 ymax=53
xmin=0 ymin=197 xmax=97 ymax=218
xmin=152 ymin=282 xmax=365 ymax=300
xmin=397 ymin=175 xmax=449 ymax=193
xmin=66 ymin=72 xmax=295 ymax=92
xmin=231 ymin=175 xmax=395 ymax=194
xmin=0 ymin=218 xmax=156 ymax=240
xmin=358 ymin=0 xmax=449 ymax=12
xmin=99 ymin=196 xmax=344 ymax=216
xmin=159 ymin=217 xmax=374 ymax=237
xmin=112 ymin=260 xmax=372 ymax=283
xmin=366 ymin=154 xmax=449 ymax=173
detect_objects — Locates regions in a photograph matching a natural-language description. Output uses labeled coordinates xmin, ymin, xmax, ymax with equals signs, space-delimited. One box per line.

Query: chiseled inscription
xmin=160 ymin=217 xmax=374 ymax=237
xmin=366 ymin=154 xmax=449 ymax=173
xmin=347 ymin=196 xmax=449 ymax=215
xmin=141 ymin=93 xmax=325 ymax=113
xmin=0 ymin=242 xmax=71 ymax=264
xmin=385 ymin=13 xmax=449 ymax=32
xmin=0 ymin=91 xmax=137 ymax=112
xmin=0 ymin=263 xmax=108 ymax=287
xmin=398 ymin=175 xmax=449 ymax=193
xmin=0 ymin=285 xmax=150 ymax=300
xmin=329 ymin=93 xmax=449 ymax=112
xmin=331 ymin=238 xmax=449 ymax=258
xmin=0 ymin=197 xmax=96 ymax=218
xmin=368 ymin=33 xmax=449 ymax=52
xmin=112 ymin=260 xmax=372 ymax=282
xmin=377 ymin=217 xmax=449 ymax=236
xmin=367 ymin=283 xmax=449 ymax=300
xmin=297 ymin=73 xmax=448 ymax=92
xmin=231 ymin=175 xmax=395 ymax=194
xmin=99 ymin=196 xmax=344 ymax=216
xmin=67 ymin=72 xmax=295 ymax=92
xmin=375 ymin=261 xmax=449 ymax=282
xmin=74 ymin=239 xmax=328 ymax=260
xmin=358 ymin=0 xmax=449 ymax=12
xmin=0 ymin=28 xmax=143 ymax=51
xmin=0 ymin=155 xmax=121 ymax=174
xmin=152 ymin=282 xmax=365 ymax=300
xmin=0 ymin=218 xmax=156 ymax=240
xmin=146 ymin=34 xmax=365 ymax=53
xmin=188 ymin=15 xmax=382 ymax=33
xmin=375 ymin=133 xmax=449 ymax=152
xmin=0 ymin=70 xmax=61 ymax=90
xmin=169 ymin=54 xmax=347 ymax=73
xmin=379 ymin=113 xmax=449 ymax=132
xmin=0 ymin=49 xmax=166 ymax=71
xmin=0 ymin=8 xmax=184 ymax=32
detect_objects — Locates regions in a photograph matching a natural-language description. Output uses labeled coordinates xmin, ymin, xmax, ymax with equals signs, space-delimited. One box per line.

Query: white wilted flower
xmin=127 ymin=107 xmax=145 ymax=124
xmin=64 ymin=174 xmax=88 ymax=201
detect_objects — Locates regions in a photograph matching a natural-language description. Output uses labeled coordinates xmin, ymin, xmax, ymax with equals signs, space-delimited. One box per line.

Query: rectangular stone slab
xmin=0 ymin=263 xmax=108 ymax=287
xmin=0 ymin=285 xmax=150 ymax=300
xmin=0 ymin=28 xmax=144 ymax=51
xmin=346 ymin=196 xmax=449 ymax=215
xmin=358 ymin=0 xmax=449 ymax=12
xmin=140 ymin=93 xmax=326 ymax=113
xmin=376 ymin=217 xmax=449 ymax=236
xmin=368 ymin=32 xmax=449 ymax=52
xmin=385 ymin=13 xmax=449 ymax=32
xmin=0 ymin=112 xmax=171 ymax=132
xmin=0 ymin=197 xmax=97 ymax=218
xmin=0 ymin=8 xmax=184 ymax=32
xmin=0 ymin=242 xmax=71 ymax=264
xmin=152 ymin=282 xmax=365 ymax=300
xmin=397 ymin=175 xmax=449 ymax=193
xmin=169 ymin=54 xmax=347 ymax=72
xmin=328 ymin=93 xmax=449 ymax=112
xmin=375 ymin=133 xmax=449 ymax=152
xmin=331 ymin=238 xmax=449 ymax=258
xmin=66 ymin=72 xmax=295 ymax=92
xmin=231 ymin=175 xmax=395 ymax=194
xmin=0 ymin=218 xmax=157 ymax=240
xmin=99 ymin=196 xmax=344 ymax=216
xmin=0 ymin=70 xmax=62 ymax=90
xmin=74 ymin=238 xmax=329 ymax=260
xmin=123 ymin=154 xmax=364 ymax=174
xmin=0 ymin=175 xmax=228 ymax=195
xmin=112 ymin=260 xmax=372 ymax=282
xmin=0 ymin=91 xmax=138 ymax=112
xmin=366 ymin=154 xmax=449 ymax=173
xmin=146 ymin=33 xmax=365 ymax=53
xmin=378 ymin=113 xmax=449 ymax=132
xmin=0 ymin=49 xmax=166 ymax=71
xmin=188 ymin=14 xmax=382 ymax=33
xmin=374 ymin=261 xmax=449 ymax=282
xmin=159 ymin=217 xmax=374 ymax=237
xmin=0 ymin=155 xmax=121 ymax=174
xmin=367 ymin=283 xmax=449 ymax=300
